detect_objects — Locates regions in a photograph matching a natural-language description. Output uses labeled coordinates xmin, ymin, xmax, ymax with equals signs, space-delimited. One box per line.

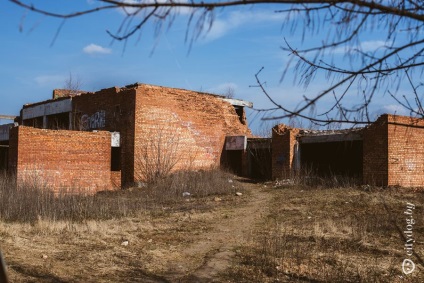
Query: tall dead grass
xmin=0 ymin=169 xmax=241 ymax=223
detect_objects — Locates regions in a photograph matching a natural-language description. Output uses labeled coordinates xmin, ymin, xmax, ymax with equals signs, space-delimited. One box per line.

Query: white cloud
xmin=83 ymin=44 xmax=112 ymax=55
xmin=203 ymin=10 xmax=286 ymax=42
xmin=118 ymin=0 xmax=193 ymax=16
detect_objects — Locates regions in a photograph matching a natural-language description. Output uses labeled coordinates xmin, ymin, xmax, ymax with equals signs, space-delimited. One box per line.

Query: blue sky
xmin=0 ymin=1 xmax=416 ymax=132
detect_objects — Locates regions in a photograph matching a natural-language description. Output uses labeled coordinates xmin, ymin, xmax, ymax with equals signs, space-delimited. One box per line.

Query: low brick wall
xmin=8 ymin=126 xmax=114 ymax=194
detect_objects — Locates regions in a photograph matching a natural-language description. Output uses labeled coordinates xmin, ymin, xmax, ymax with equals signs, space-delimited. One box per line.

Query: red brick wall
xmin=71 ymin=84 xmax=251 ymax=186
xmin=8 ymin=126 xmax=113 ymax=194
xmin=386 ymin=115 xmax=424 ymax=187
xmin=72 ymin=87 xmax=136 ymax=187
xmin=271 ymin=124 xmax=299 ymax=180
xmin=133 ymin=84 xmax=251 ymax=183
xmin=363 ymin=114 xmax=424 ymax=187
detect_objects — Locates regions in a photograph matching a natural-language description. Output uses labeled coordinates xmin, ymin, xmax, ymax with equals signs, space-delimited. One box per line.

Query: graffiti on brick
xmin=80 ymin=110 xmax=106 ymax=130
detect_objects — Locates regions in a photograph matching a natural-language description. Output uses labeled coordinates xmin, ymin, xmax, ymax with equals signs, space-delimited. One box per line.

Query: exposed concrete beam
xmin=22 ymin=98 xmax=72 ymax=120
xmin=221 ymin=98 xmax=253 ymax=108
xmin=0 ymin=115 xmax=16 ymax=120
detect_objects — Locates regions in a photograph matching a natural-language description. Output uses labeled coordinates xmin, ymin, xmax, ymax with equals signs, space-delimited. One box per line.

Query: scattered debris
xmin=228 ymin=179 xmax=233 ymax=183
xmin=214 ymin=197 xmax=222 ymax=202
xmin=121 ymin=240 xmax=129 ymax=246
xmin=273 ymin=179 xmax=295 ymax=187
xmin=235 ymin=192 xmax=243 ymax=196
xmin=182 ymin=192 xmax=191 ymax=197
xmin=362 ymin=185 xmax=371 ymax=192
xmin=147 ymin=239 xmax=153 ymax=243
xmin=136 ymin=182 xmax=147 ymax=188
xmin=41 ymin=254 xmax=48 ymax=259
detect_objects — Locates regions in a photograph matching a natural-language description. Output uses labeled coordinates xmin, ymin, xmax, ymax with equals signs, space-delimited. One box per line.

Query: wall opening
xmin=23 ymin=117 xmax=44 ymax=129
xmin=47 ymin=113 xmax=70 ymax=130
xmin=111 ymin=147 xmax=121 ymax=171
xmin=300 ymin=140 xmax=363 ymax=178
xmin=234 ymin=106 xmax=246 ymax=125
xmin=225 ymin=150 xmax=243 ymax=175
xmin=247 ymin=138 xmax=272 ymax=180
xmin=0 ymin=142 xmax=8 ymax=171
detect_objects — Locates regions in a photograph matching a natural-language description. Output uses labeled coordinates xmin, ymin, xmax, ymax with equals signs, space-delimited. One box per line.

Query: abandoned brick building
xmin=1 ymin=83 xmax=424 ymax=192
xmin=272 ymin=114 xmax=424 ymax=187
xmin=0 ymin=83 xmax=253 ymax=193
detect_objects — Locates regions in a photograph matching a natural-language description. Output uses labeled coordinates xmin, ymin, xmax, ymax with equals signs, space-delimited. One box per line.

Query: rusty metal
xmin=0 ymin=251 xmax=9 ymax=283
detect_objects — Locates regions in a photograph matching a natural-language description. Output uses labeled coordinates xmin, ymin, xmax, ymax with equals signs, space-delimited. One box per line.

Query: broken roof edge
xmin=127 ymin=82 xmax=253 ymax=108
xmin=297 ymin=127 xmax=365 ymax=137
xmin=52 ymin=89 xmax=89 ymax=99
xmin=23 ymin=82 xmax=252 ymax=109
xmin=274 ymin=113 xmax=424 ymax=139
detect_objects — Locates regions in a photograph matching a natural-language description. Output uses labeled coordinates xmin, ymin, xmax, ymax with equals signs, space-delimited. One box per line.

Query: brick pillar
xmin=271 ymin=124 xmax=299 ymax=180
xmin=363 ymin=115 xmax=389 ymax=186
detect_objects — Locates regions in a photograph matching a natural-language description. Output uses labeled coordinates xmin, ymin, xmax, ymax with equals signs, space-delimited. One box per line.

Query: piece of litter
xmin=182 ymin=192 xmax=191 ymax=197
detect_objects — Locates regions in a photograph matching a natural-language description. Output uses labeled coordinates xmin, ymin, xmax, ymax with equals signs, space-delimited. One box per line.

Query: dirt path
xmin=168 ymin=182 xmax=273 ymax=282
xmin=1 ymin=182 xmax=274 ymax=283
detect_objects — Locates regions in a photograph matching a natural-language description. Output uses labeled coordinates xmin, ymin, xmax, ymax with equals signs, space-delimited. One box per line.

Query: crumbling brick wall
xmin=71 ymin=84 xmax=251 ymax=186
xmin=271 ymin=124 xmax=299 ymax=180
xmin=52 ymin=89 xmax=86 ymax=99
xmin=133 ymin=84 xmax=251 ymax=183
xmin=8 ymin=126 xmax=113 ymax=194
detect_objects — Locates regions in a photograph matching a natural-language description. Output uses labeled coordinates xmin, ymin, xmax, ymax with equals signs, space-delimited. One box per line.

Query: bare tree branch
xmin=9 ymin=0 xmax=424 ymax=126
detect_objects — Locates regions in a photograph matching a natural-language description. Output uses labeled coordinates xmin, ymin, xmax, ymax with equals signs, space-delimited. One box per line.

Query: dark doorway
xmin=225 ymin=150 xmax=243 ymax=175
xmin=300 ymin=140 xmax=363 ymax=178
xmin=111 ymin=147 xmax=121 ymax=171
xmin=247 ymin=138 xmax=272 ymax=180
xmin=0 ymin=142 xmax=8 ymax=171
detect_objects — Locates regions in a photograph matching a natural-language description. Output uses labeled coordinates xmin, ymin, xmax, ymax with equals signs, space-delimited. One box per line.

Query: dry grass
xmin=0 ymin=169 xmax=246 ymax=282
xmin=2 ymin=171 xmax=424 ymax=282
xmin=226 ymin=185 xmax=424 ymax=282
xmin=0 ymin=169 xmax=243 ymax=223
